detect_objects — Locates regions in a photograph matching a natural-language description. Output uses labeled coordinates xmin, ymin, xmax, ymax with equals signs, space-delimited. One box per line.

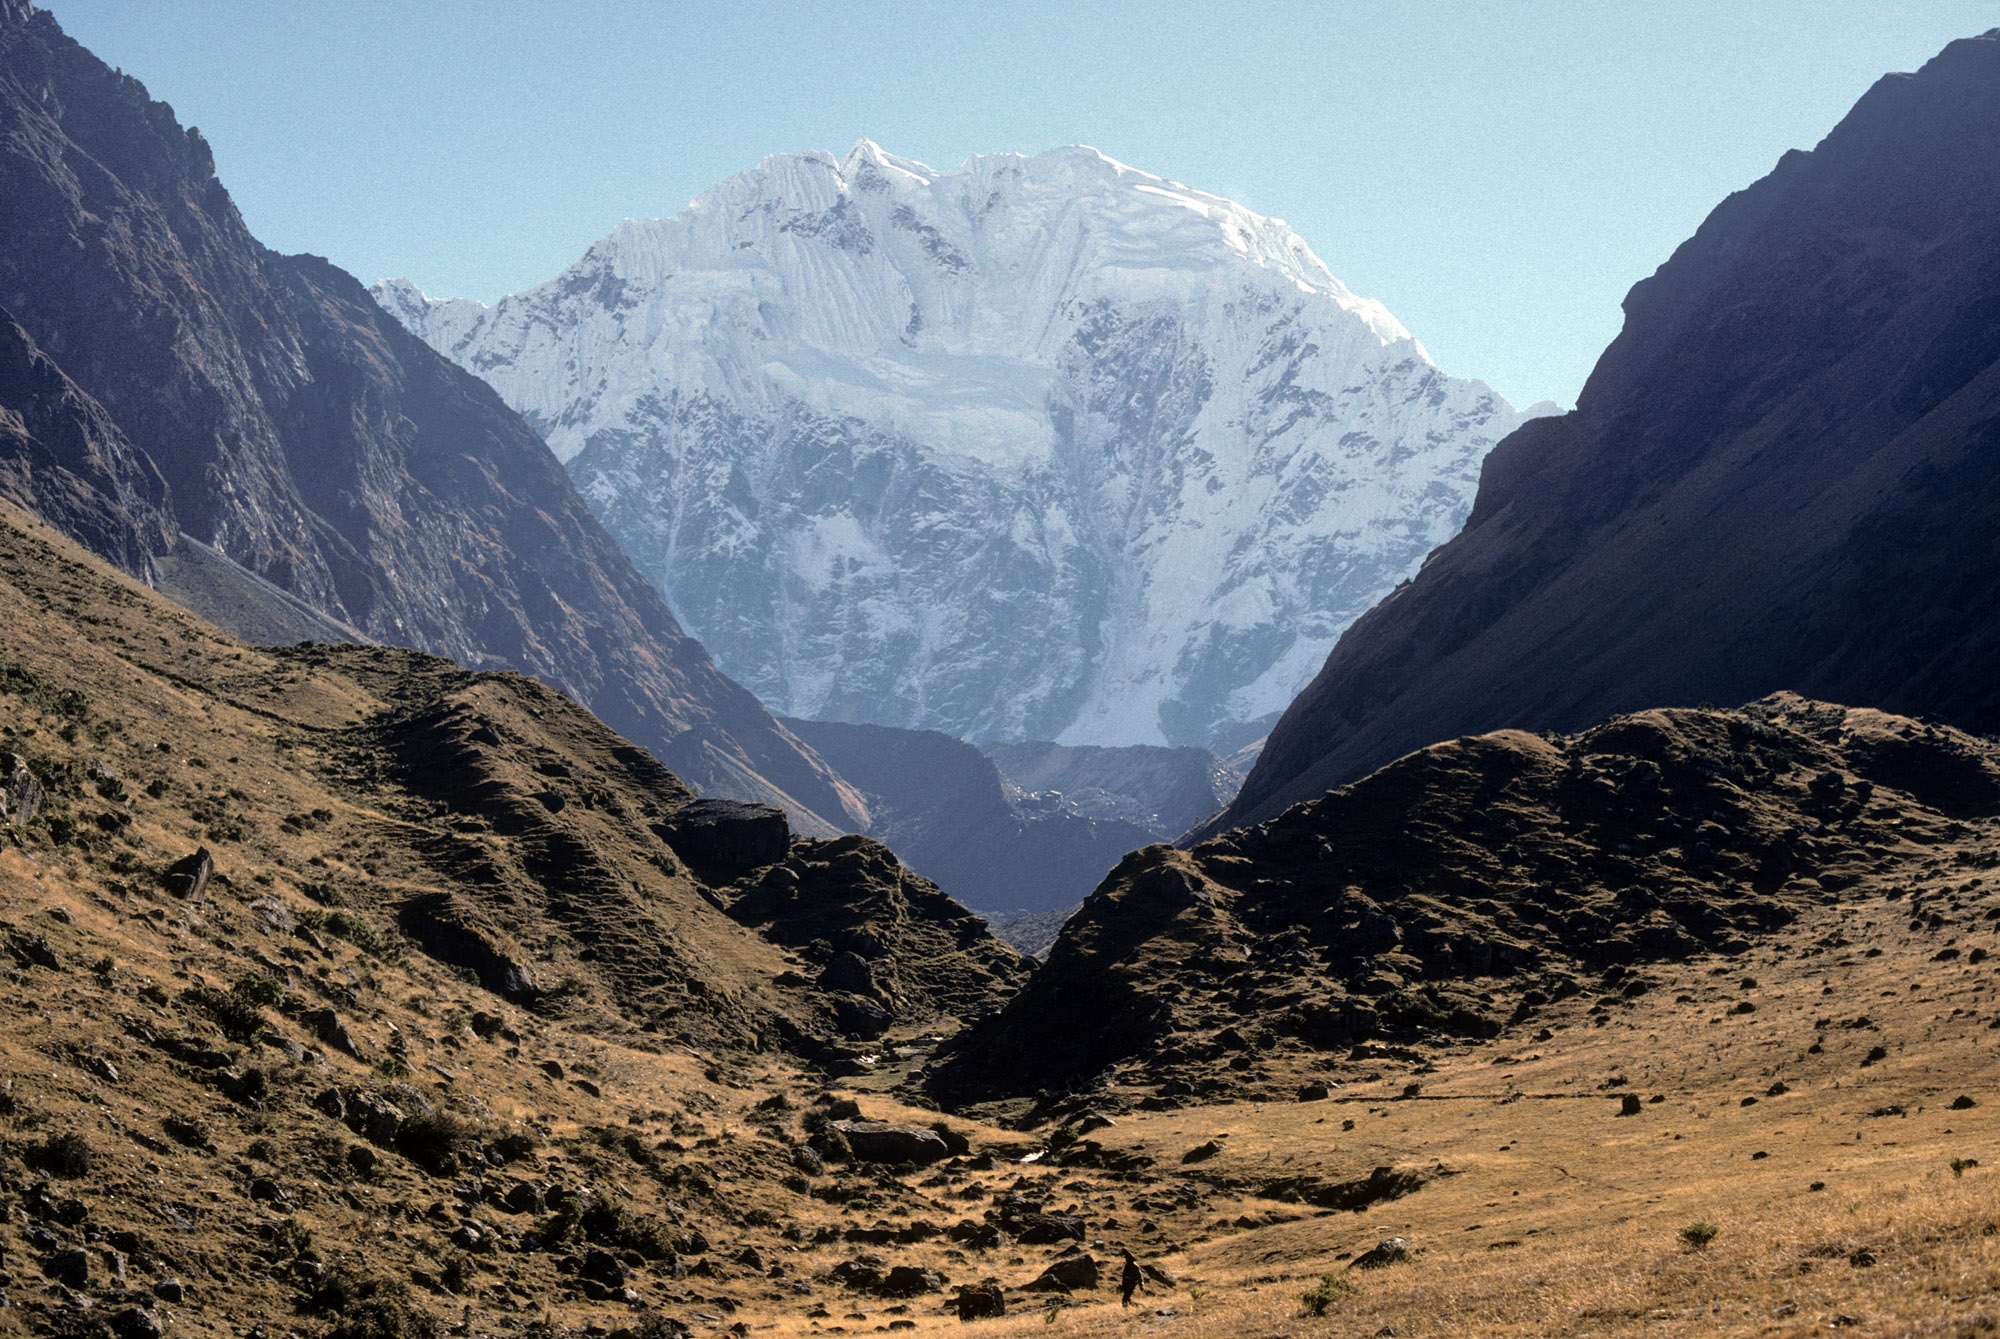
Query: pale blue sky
xmin=42 ymin=1 xmax=2000 ymax=408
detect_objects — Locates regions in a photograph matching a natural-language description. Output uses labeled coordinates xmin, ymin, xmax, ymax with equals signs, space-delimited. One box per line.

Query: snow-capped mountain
xmin=376 ymin=142 xmax=1550 ymax=749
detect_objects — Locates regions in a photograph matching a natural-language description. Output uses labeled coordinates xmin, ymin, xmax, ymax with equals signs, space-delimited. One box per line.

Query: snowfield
xmin=376 ymin=141 xmax=1550 ymax=749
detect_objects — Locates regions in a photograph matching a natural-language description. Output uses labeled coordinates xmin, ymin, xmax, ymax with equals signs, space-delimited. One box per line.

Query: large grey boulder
xmin=830 ymin=1119 xmax=950 ymax=1166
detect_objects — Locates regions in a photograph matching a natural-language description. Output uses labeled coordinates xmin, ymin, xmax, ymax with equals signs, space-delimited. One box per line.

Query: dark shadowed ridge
xmin=1204 ymin=29 xmax=2000 ymax=837
xmin=0 ymin=0 xmax=867 ymax=836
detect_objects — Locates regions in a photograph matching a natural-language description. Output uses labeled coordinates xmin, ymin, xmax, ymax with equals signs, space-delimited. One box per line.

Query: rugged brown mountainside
xmin=0 ymin=497 xmax=1022 ymax=1061
xmin=0 ymin=0 xmax=866 ymax=836
xmin=934 ymin=697 xmax=2000 ymax=1107
xmin=5 ymin=500 xmax=2000 ymax=1338
xmin=1213 ymin=28 xmax=2000 ymax=834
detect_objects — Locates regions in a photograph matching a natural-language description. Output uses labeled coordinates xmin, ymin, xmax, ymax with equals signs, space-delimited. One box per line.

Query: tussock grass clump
xmin=396 ymin=1109 xmax=472 ymax=1175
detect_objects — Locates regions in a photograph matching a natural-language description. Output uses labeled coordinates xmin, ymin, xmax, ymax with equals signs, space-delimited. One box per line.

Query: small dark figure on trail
xmin=1120 ymin=1249 xmax=1142 ymax=1307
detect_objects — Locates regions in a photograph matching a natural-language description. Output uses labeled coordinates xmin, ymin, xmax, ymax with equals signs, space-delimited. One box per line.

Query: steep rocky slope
xmin=378 ymin=144 xmax=1548 ymax=752
xmin=933 ymin=696 xmax=2000 ymax=1105
xmin=1216 ymin=28 xmax=2000 ymax=833
xmin=781 ymin=717 xmax=1154 ymax=915
xmin=0 ymin=0 xmax=864 ymax=835
xmin=0 ymin=497 xmax=1024 ymax=1059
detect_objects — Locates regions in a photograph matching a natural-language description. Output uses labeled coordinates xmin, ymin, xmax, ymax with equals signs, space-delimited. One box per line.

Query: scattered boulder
xmin=1012 ymin=1214 xmax=1085 ymax=1245
xmin=1352 ymin=1236 xmax=1412 ymax=1269
xmin=830 ymin=1260 xmax=884 ymax=1291
xmin=1953 ymin=1095 xmax=1979 ymax=1110
xmin=1298 ymin=1081 xmax=1332 ymax=1102
xmin=110 ymin=1308 xmax=162 ymax=1339
xmin=820 ymin=950 xmax=877 ymax=996
xmin=502 ymin=1182 xmax=544 ymax=1215
xmin=1029 ymin=1254 xmax=1099 ymax=1292
xmin=879 ymin=1265 xmax=944 ymax=1297
xmin=833 ymin=993 xmax=893 ymax=1039
xmin=45 ymin=1247 xmax=89 ymax=1287
xmin=161 ymin=846 xmax=213 ymax=900
xmin=306 ymin=1009 xmax=365 ymax=1059
xmin=1074 ymin=1110 xmax=1117 ymax=1134
xmin=659 ymin=799 xmax=791 ymax=869
xmin=954 ymin=1278 xmax=1006 ymax=1320
xmin=1180 ymin=1140 xmax=1223 ymax=1164
xmin=1618 ymin=1094 xmax=1643 ymax=1117
xmin=831 ymin=1120 xmax=949 ymax=1166
xmin=581 ymin=1250 xmax=628 ymax=1287
xmin=929 ymin=1121 xmax=972 ymax=1156
xmin=343 ymin=1091 xmax=404 ymax=1146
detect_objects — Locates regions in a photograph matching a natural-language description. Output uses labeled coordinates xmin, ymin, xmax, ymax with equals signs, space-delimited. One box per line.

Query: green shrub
xmin=0 ymin=661 xmax=88 ymax=719
xmin=302 ymin=1270 xmax=438 ymax=1339
xmin=183 ymin=983 xmax=267 ymax=1042
xmin=300 ymin=909 xmax=404 ymax=962
xmin=162 ymin=1115 xmax=210 ymax=1149
xmin=396 ymin=1110 xmax=471 ymax=1176
xmin=1299 ymin=1273 xmax=1358 ymax=1316
xmin=262 ymin=1216 xmax=317 ymax=1263
xmin=24 ymin=1131 xmax=92 ymax=1178
xmin=232 ymin=973 xmax=287 ymax=1010
xmin=1679 ymin=1222 xmax=1719 ymax=1250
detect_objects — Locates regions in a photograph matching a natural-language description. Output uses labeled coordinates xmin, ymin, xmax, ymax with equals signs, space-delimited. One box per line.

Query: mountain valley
xmin=3 ymin=3 xmax=2000 ymax=1337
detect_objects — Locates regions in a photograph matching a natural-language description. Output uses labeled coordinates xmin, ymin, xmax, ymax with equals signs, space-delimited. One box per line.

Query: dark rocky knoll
xmin=783 ymin=717 xmax=1155 ymax=914
xmin=1215 ymin=29 xmax=2000 ymax=834
xmin=0 ymin=0 xmax=864 ymax=835
xmin=932 ymin=696 xmax=2000 ymax=1104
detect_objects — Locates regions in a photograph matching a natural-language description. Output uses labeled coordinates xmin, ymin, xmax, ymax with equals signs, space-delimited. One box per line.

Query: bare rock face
xmin=0 ymin=3 xmax=864 ymax=836
xmin=0 ymin=751 xmax=43 ymax=824
xmin=1217 ymin=31 xmax=2000 ymax=834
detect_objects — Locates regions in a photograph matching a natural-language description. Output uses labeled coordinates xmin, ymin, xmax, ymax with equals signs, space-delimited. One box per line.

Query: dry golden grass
xmin=1 ymin=499 xmax=1998 ymax=1337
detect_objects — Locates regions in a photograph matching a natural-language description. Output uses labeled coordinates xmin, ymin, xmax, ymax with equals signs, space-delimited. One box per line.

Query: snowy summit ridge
xmin=376 ymin=141 xmax=1549 ymax=749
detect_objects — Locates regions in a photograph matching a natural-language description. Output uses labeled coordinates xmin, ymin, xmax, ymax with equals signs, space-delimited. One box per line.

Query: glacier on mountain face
xmin=375 ymin=142 xmax=1550 ymax=750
